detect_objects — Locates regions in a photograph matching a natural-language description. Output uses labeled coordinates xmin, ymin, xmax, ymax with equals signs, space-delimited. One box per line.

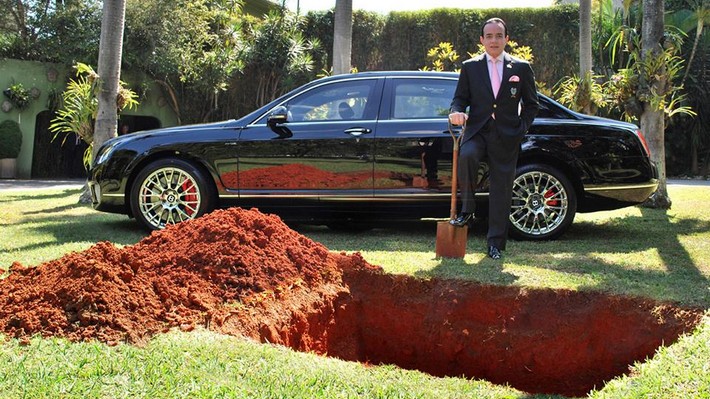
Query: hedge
xmin=302 ymin=5 xmax=579 ymax=88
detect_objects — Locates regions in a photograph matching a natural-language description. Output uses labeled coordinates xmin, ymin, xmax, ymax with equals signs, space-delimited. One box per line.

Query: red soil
xmin=0 ymin=207 xmax=703 ymax=396
xmin=0 ymin=207 xmax=377 ymax=345
xmin=332 ymin=271 xmax=703 ymax=397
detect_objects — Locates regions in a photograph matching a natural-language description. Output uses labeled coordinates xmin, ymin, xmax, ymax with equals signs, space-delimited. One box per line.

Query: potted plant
xmin=0 ymin=120 xmax=22 ymax=179
xmin=3 ymin=83 xmax=31 ymax=111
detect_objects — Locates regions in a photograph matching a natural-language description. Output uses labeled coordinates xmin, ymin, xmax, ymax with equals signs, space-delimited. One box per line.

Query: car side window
xmin=285 ymin=80 xmax=377 ymax=122
xmin=392 ymin=79 xmax=456 ymax=119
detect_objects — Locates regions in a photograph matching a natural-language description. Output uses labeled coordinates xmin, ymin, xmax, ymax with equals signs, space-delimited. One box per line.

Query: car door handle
xmin=344 ymin=127 xmax=372 ymax=137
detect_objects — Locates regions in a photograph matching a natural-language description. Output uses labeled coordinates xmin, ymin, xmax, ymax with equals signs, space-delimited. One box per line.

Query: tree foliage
xmin=555 ymin=0 xmax=696 ymax=122
xmin=665 ymin=0 xmax=710 ymax=176
xmin=0 ymin=0 xmax=101 ymax=63
xmin=239 ymin=11 xmax=322 ymax=109
xmin=123 ymin=0 xmax=246 ymax=123
xmin=49 ymin=63 xmax=137 ymax=169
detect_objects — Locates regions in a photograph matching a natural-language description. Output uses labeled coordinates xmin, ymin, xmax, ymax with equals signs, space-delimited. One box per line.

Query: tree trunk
xmin=680 ymin=8 xmax=706 ymax=88
xmin=579 ymin=0 xmax=593 ymax=115
xmin=640 ymin=0 xmax=671 ymax=209
xmin=93 ymin=0 xmax=126 ymax=161
xmin=332 ymin=0 xmax=352 ymax=75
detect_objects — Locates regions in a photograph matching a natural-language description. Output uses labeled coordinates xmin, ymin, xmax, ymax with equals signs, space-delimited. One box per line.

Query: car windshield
xmin=256 ymin=79 xmax=378 ymax=124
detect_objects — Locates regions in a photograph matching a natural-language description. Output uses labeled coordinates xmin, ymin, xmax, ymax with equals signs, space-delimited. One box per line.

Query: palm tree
xmin=668 ymin=0 xmax=709 ymax=175
xmin=332 ymin=0 xmax=352 ymax=74
xmin=675 ymin=0 xmax=710 ymax=89
xmin=93 ymin=0 xmax=127 ymax=157
xmin=640 ymin=0 xmax=671 ymax=208
xmin=579 ymin=0 xmax=593 ymax=114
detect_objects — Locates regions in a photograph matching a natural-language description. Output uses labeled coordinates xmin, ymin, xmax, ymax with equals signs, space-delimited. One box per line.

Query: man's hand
xmin=448 ymin=112 xmax=468 ymax=126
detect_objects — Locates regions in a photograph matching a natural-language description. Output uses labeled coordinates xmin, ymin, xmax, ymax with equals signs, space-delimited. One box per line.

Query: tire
xmin=508 ymin=164 xmax=577 ymax=240
xmin=129 ymin=158 xmax=215 ymax=231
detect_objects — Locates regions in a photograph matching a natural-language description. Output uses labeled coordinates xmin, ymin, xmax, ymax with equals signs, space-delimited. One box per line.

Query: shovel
xmin=435 ymin=120 xmax=467 ymax=258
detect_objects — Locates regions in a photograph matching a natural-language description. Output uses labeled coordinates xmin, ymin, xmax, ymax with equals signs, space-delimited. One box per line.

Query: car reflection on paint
xmin=88 ymin=71 xmax=658 ymax=240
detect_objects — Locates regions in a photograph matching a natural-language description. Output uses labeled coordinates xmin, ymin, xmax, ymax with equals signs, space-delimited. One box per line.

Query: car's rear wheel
xmin=130 ymin=158 xmax=215 ymax=231
xmin=509 ymin=164 xmax=577 ymax=240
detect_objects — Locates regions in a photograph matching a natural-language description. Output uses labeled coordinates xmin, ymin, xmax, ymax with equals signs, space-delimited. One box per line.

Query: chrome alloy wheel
xmin=510 ymin=170 xmax=569 ymax=237
xmin=137 ymin=167 xmax=202 ymax=229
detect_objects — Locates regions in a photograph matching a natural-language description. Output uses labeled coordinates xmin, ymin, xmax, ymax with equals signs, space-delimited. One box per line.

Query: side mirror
xmin=267 ymin=106 xmax=289 ymax=125
xmin=267 ymin=106 xmax=292 ymax=138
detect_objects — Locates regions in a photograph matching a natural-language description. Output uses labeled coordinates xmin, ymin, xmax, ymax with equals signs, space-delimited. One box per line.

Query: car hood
xmin=576 ymin=114 xmax=640 ymax=131
xmin=105 ymin=120 xmax=238 ymax=146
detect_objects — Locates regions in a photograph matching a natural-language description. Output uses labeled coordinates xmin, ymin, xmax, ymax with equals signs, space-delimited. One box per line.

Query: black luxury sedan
xmin=89 ymin=71 xmax=658 ymax=240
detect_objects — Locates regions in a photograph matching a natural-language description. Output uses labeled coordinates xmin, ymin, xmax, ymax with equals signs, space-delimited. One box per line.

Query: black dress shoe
xmin=449 ymin=213 xmax=473 ymax=227
xmin=488 ymin=246 xmax=502 ymax=260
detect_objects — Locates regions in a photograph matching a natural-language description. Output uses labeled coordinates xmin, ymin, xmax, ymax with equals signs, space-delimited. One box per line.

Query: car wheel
xmin=129 ymin=158 xmax=215 ymax=230
xmin=509 ymin=164 xmax=577 ymax=240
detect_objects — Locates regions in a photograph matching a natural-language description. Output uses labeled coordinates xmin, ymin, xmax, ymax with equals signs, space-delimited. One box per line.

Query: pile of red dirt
xmin=0 ymin=207 xmax=378 ymax=345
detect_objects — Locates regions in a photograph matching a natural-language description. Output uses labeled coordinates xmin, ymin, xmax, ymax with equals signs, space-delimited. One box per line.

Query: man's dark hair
xmin=480 ymin=18 xmax=508 ymax=38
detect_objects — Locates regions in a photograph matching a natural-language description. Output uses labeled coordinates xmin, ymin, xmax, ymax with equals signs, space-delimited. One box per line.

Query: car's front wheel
xmin=508 ymin=164 xmax=577 ymax=240
xmin=129 ymin=158 xmax=215 ymax=231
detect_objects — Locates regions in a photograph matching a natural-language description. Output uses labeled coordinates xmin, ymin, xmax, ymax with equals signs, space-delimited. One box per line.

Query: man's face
xmin=480 ymin=22 xmax=508 ymax=58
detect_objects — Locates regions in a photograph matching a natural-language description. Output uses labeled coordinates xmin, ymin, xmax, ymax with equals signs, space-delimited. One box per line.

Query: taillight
xmin=636 ymin=129 xmax=651 ymax=158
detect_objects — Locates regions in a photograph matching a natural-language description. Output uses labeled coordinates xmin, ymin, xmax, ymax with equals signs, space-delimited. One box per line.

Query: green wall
xmin=0 ymin=58 xmax=178 ymax=179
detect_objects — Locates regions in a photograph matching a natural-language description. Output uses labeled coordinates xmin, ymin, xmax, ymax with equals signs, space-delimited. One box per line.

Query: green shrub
xmin=0 ymin=120 xmax=22 ymax=158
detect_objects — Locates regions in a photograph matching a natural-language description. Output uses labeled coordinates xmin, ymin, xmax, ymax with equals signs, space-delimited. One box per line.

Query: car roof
xmin=321 ymin=70 xmax=458 ymax=81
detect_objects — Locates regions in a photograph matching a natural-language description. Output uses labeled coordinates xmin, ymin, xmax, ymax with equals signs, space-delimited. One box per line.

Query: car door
xmin=235 ymin=77 xmax=383 ymax=206
xmin=373 ymin=76 xmax=458 ymax=202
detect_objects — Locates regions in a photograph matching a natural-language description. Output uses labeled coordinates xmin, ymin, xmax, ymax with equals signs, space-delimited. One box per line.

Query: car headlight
xmin=94 ymin=142 xmax=117 ymax=167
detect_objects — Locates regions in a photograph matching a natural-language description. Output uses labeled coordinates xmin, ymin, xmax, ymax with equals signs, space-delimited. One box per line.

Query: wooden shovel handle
xmin=448 ymin=120 xmax=465 ymax=220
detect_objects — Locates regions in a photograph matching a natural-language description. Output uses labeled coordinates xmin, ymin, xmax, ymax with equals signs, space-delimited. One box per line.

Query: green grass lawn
xmin=0 ymin=184 xmax=708 ymax=398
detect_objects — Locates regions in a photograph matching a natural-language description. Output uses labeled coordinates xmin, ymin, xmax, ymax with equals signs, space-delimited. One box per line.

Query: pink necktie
xmin=490 ymin=59 xmax=501 ymax=98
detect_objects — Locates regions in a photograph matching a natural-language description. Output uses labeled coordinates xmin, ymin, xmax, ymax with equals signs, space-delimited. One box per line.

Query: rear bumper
xmin=584 ymin=179 xmax=658 ymax=204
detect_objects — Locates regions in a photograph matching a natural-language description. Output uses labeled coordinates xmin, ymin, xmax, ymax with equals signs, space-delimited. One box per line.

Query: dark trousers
xmin=458 ymin=119 xmax=521 ymax=249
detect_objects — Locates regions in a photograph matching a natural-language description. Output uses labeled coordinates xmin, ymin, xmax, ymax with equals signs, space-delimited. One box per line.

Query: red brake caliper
xmin=181 ymin=180 xmax=197 ymax=216
xmin=544 ymin=189 xmax=559 ymax=206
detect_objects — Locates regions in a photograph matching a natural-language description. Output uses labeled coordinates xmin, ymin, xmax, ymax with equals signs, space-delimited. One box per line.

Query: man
xmin=448 ymin=17 xmax=539 ymax=260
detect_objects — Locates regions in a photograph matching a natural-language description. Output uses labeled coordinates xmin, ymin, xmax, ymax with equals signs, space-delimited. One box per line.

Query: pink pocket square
xmin=509 ymin=75 xmax=520 ymax=82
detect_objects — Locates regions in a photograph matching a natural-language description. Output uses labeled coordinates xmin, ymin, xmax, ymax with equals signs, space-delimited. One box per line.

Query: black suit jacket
xmin=451 ymin=53 xmax=539 ymax=144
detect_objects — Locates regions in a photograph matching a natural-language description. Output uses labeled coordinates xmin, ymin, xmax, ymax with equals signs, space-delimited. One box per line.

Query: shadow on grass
xmin=4 ymin=189 xmax=147 ymax=249
xmin=0 ymin=189 xmax=84 ymax=203
xmin=296 ymin=210 xmax=710 ymax=307
xmin=545 ymin=208 xmax=710 ymax=307
xmin=29 ymin=214 xmax=145 ymax=246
